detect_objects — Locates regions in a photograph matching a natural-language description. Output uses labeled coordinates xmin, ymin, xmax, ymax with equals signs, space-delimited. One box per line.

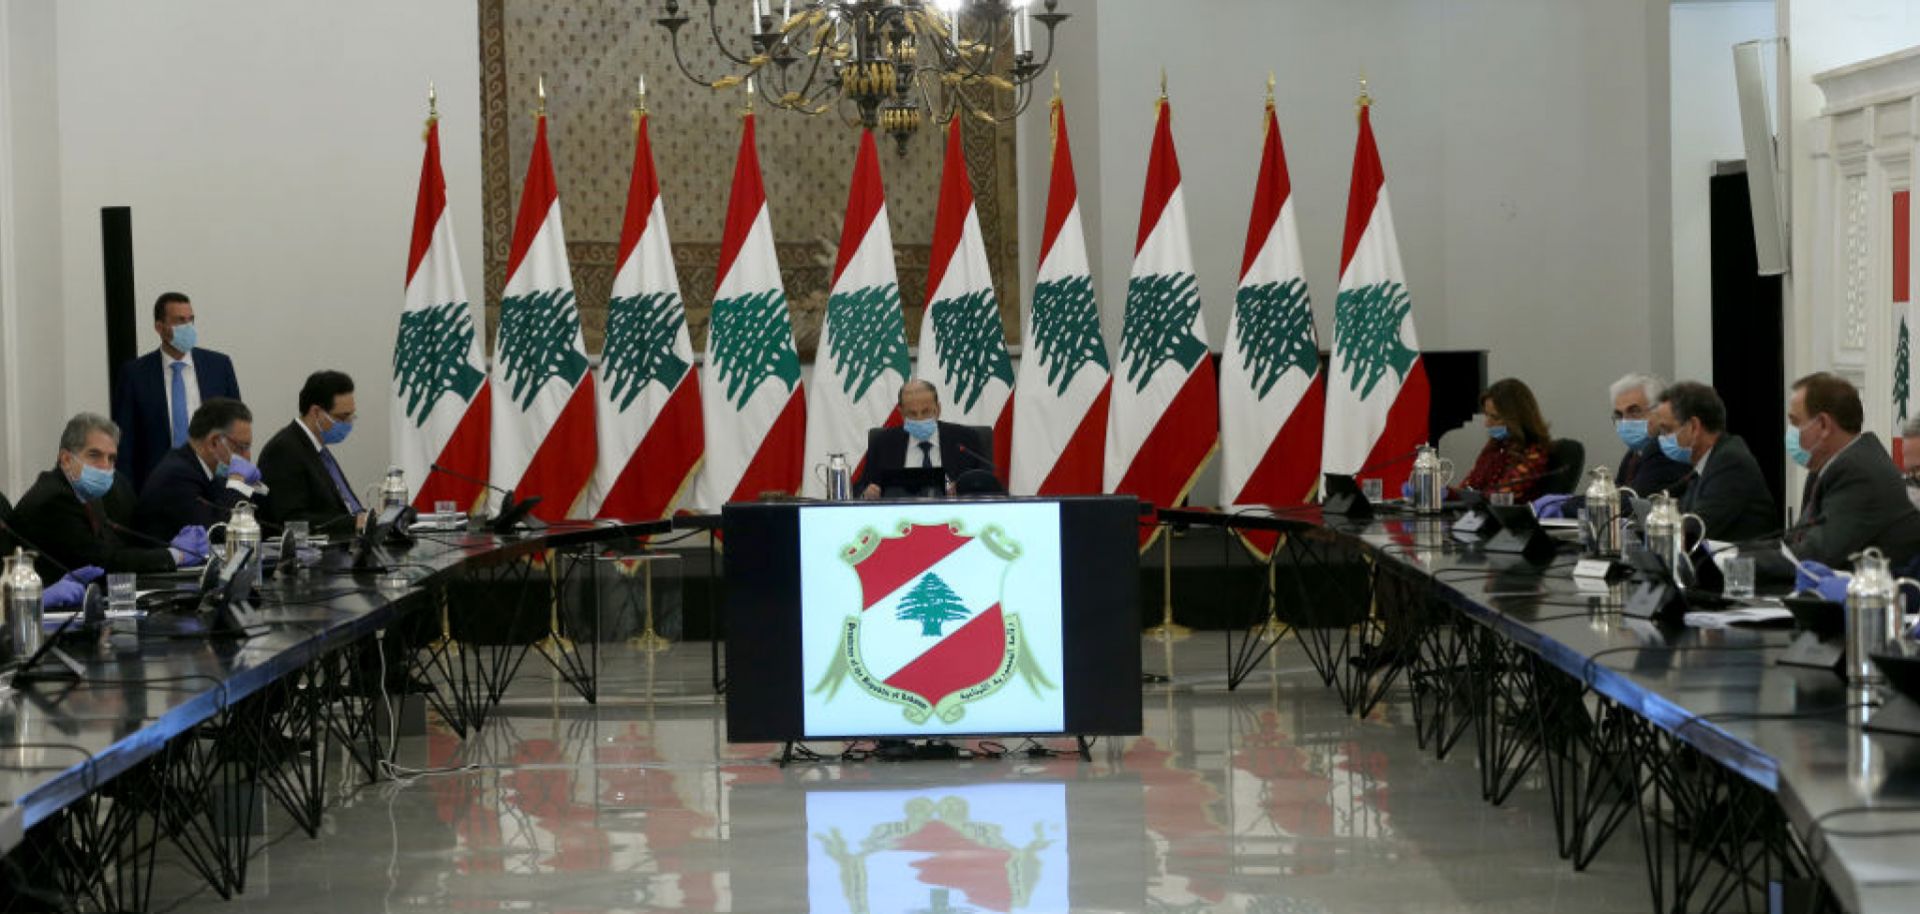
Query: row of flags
xmin=389 ymin=89 xmax=1428 ymax=556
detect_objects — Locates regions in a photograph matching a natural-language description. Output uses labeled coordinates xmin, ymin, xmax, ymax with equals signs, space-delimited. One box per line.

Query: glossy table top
xmin=1162 ymin=504 xmax=1920 ymax=912
xmin=0 ymin=519 xmax=666 ymax=846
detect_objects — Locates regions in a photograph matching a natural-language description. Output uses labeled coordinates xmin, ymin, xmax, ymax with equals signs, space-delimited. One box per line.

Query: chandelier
xmin=656 ymin=0 xmax=1069 ymax=154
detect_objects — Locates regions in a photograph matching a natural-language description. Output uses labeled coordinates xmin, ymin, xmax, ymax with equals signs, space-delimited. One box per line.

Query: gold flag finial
xmin=1159 ymin=67 xmax=1168 ymax=100
xmin=1356 ymin=73 xmax=1372 ymax=112
xmin=1049 ymin=72 xmax=1061 ymax=161
xmin=536 ymin=75 xmax=548 ymax=117
xmin=743 ymin=76 xmax=755 ymax=115
xmin=636 ymin=75 xmax=648 ymax=114
xmin=1265 ymin=71 xmax=1275 ymax=108
xmin=428 ymin=81 xmax=439 ymax=120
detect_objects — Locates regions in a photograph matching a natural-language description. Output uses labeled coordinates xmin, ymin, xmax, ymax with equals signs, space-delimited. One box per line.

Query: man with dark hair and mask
xmin=1650 ymin=381 xmax=1777 ymax=542
xmin=10 ymin=412 xmax=208 ymax=581
xmin=259 ymin=370 xmax=364 ymax=531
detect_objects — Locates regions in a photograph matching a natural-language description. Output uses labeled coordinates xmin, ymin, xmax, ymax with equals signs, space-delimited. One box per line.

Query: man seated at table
xmin=132 ymin=397 xmax=266 ymax=540
xmin=1609 ymin=372 xmax=1693 ymax=497
xmin=260 ymin=370 xmax=364 ymax=532
xmin=856 ymin=379 xmax=996 ymax=499
xmin=9 ymin=412 xmax=208 ymax=581
xmin=1650 ymin=381 xmax=1777 ymax=542
xmin=1900 ymin=417 xmax=1920 ymax=512
xmin=1781 ymin=372 xmax=1920 ymax=567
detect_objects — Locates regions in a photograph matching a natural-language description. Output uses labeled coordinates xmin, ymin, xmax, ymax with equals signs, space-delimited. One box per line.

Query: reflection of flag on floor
xmin=919 ymin=117 xmax=1014 ymax=483
xmin=587 ymin=103 xmax=703 ymax=519
xmin=1221 ymin=90 xmax=1324 ymax=559
xmin=392 ymin=111 xmax=490 ymax=511
xmin=1323 ymin=98 xmax=1427 ymax=492
xmin=803 ymin=130 xmax=910 ymax=496
xmin=1011 ymin=92 xmax=1110 ymax=496
xmin=490 ymin=111 xmax=596 ymax=520
xmin=693 ymin=112 xmax=805 ymax=510
xmin=1106 ymin=94 xmax=1218 ymax=549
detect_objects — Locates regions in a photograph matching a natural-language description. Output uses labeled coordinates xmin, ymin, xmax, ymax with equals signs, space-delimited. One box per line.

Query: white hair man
xmin=1609 ymin=372 xmax=1693 ymax=496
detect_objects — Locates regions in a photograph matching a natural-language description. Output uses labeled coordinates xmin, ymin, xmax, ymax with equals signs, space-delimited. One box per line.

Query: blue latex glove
xmin=66 ymin=565 xmax=104 ymax=586
xmin=226 ymin=455 xmax=263 ymax=486
xmin=1400 ymin=481 xmax=1415 ymax=500
xmin=171 ymin=525 xmax=211 ymax=567
xmin=1532 ymin=494 xmax=1575 ymax=519
xmin=1795 ymin=560 xmax=1851 ymax=603
xmin=41 ymin=578 xmax=86 ymax=608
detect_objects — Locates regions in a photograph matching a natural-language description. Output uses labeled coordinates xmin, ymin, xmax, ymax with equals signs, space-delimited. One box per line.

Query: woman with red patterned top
xmin=1456 ymin=378 xmax=1553 ymax=501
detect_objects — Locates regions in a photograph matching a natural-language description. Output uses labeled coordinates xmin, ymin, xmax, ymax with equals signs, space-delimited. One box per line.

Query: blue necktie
xmin=319 ymin=448 xmax=364 ymax=515
xmin=168 ymin=361 xmax=189 ymax=447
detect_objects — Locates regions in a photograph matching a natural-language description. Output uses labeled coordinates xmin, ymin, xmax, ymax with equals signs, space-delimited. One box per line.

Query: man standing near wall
xmin=111 ymin=292 xmax=243 ymax=491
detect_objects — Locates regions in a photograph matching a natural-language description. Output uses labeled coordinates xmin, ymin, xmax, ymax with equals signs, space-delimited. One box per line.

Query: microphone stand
xmin=428 ymin=463 xmax=546 ymax=534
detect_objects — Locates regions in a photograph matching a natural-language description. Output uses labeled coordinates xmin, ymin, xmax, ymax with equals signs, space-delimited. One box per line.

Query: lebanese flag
xmin=692 ymin=113 xmax=805 ymax=510
xmin=1322 ymin=102 xmax=1427 ymax=492
xmin=392 ymin=116 xmax=490 ymax=511
xmin=1010 ymin=95 xmax=1110 ymax=496
xmin=1220 ymin=96 xmax=1324 ymax=558
xmin=918 ymin=117 xmax=1014 ymax=483
xmin=1105 ymin=96 xmax=1219 ymax=549
xmin=802 ymin=130 xmax=910 ymax=497
xmin=585 ymin=107 xmax=704 ymax=519
xmin=489 ymin=113 xmax=596 ymax=521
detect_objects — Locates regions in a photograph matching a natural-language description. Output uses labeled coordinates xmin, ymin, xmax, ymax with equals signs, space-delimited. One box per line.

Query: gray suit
xmin=1786 ymin=431 xmax=1920 ymax=567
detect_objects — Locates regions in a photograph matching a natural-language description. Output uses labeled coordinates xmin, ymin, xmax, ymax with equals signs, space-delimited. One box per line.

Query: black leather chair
xmin=1545 ymin=438 xmax=1586 ymax=495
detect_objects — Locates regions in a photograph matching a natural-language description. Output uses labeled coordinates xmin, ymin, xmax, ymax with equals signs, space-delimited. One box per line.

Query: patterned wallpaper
xmin=477 ymin=0 xmax=1022 ymax=358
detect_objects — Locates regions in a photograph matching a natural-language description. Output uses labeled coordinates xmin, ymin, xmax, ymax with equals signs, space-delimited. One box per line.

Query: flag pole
xmin=1145 ymin=528 xmax=1191 ymax=641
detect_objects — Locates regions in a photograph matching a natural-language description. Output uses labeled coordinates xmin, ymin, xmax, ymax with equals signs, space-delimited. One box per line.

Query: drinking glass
xmin=435 ymin=500 xmax=457 ymax=517
xmin=285 ymin=521 xmax=312 ymax=568
xmin=106 ymin=573 xmax=137 ymax=612
xmin=1724 ymin=555 xmax=1756 ymax=600
xmin=1490 ymin=492 xmax=1515 ymax=508
xmin=1361 ymin=478 xmax=1384 ymax=503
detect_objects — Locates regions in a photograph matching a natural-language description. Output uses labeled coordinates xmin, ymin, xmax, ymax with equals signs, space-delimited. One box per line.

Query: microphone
xmin=427 ymin=463 xmax=545 ymax=533
xmin=953 ymin=443 xmax=998 ymax=473
xmin=950 ymin=444 xmax=1004 ymax=496
xmin=1340 ymin=446 xmax=1428 ymax=480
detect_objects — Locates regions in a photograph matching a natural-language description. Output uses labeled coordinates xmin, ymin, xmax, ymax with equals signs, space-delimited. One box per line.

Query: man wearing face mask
xmin=111 ymin=292 xmax=244 ymax=492
xmin=1779 ymin=372 xmax=1920 ymax=566
xmin=1651 ymin=381 xmax=1777 ymax=542
xmin=855 ymin=379 xmax=995 ymax=499
xmin=10 ymin=413 xmax=209 ymax=581
xmin=132 ymin=398 xmax=266 ymax=540
xmin=1608 ymin=373 xmax=1693 ymax=497
xmin=259 ymin=370 xmax=364 ymax=531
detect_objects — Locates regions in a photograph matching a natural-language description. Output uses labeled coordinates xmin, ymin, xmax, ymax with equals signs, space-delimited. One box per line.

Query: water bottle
xmin=4 ymin=548 xmax=44 ymax=661
xmin=1642 ymin=493 xmax=1701 ymax=583
xmin=227 ymin=500 xmax=263 ymax=592
xmin=1410 ymin=445 xmax=1453 ymax=515
xmin=380 ymin=466 xmax=409 ymax=513
xmin=1844 ymin=548 xmax=1916 ymax=687
xmin=1582 ymin=466 xmax=1634 ymax=558
xmin=825 ymin=453 xmax=852 ymax=501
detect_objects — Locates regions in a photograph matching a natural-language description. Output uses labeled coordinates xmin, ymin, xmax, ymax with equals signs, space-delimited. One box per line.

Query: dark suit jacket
xmin=854 ymin=422 xmax=992 ymax=493
xmin=1677 ymin=434 xmax=1778 ymax=542
xmin=1785 ymin=432 xmax=1920 ymax=567
xmin=132 ymin=445 xmax=247 ymax=541
xmin=258 ymin=421 xmax=354 ymax=531
xmin=9 ymin=468 xmax=175 ymax=581
xmin=112 ymin=347 xmax=241 ymax=491
xmin=1616 ymin=444 xmax=1694 ymax=498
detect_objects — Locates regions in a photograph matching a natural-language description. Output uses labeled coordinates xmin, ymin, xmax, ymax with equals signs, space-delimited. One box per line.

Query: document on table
xmin=1682 ymin=604 xmax=1794 ymax=628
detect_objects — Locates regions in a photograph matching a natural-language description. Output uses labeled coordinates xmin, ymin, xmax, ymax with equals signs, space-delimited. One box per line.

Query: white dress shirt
xmin=903 ymin=428 xmax=942 ymax=469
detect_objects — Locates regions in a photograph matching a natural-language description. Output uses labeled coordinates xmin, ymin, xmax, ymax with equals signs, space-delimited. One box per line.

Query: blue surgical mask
xmin=1616 ymin=418 xmax=1650 ymax=451
xmin=72 ymin=463 xmax=114 ymax=500
xmin=1786 ymin=424 xmax=1812 ymax=468
xmin=169 ymin=322 xmax=197 ymax=353
xmin=1658 ymin=432 xmax=1692 ymax=465
xmin=903 ymin=418 xmax=937 ymax=442
xmin=1488 ymin=424 xmax=1510 ymax=441
xmin=321 ymin=416 xmax=352 ymax=446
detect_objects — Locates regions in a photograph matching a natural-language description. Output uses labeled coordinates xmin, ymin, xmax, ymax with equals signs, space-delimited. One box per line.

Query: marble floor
xmin=153 ymin=634 xmax=1652 ymax=914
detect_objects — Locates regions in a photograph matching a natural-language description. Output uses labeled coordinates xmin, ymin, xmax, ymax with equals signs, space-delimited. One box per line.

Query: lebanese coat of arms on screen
xmin=811 ymin=519 xmax=1055 ymax=725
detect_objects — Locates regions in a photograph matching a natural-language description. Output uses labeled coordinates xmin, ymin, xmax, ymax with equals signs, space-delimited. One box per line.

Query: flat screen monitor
xmin=724 ymin=496 xmax=1141 ymax=742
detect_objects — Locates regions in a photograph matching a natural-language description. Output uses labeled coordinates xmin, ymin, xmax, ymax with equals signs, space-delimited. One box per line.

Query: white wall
xmin=47 ymin=0 xmax=484 ymax=490
xmin=1784 ymin=0 xmax=1920 ymax=379
xmin=0 ymin=0 xmax=68 ymax=495
xmin=1670 ymin=1 xmax=1777 ymax=383
xmin=1020 ymin=0 xmax=1672 ymax=487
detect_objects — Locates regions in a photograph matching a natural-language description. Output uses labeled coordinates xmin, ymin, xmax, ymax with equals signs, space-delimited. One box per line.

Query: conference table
xmin=1160 ymin=503 xmax=1920 ymax=914
xmin=0 ymin=518 xmax=665 ymax=912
